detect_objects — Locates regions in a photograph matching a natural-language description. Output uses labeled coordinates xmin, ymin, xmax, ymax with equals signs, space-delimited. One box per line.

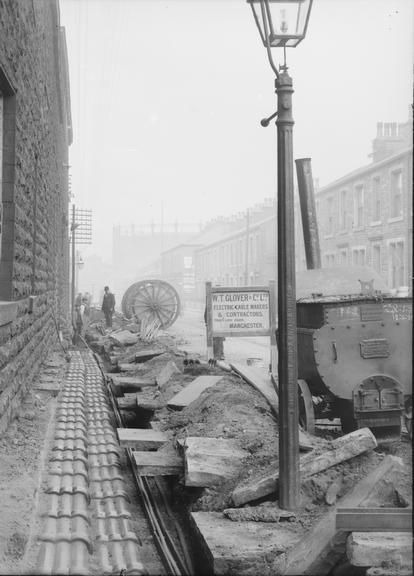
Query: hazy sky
xmin=60 ymin=0 xmax=413 ymax=262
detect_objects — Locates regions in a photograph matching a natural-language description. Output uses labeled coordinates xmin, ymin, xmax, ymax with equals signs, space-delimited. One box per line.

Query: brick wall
xmin=315 ymin=148 xmax=412 ymax=290
xmin=0 ymin=0 xmax=71 ymax=434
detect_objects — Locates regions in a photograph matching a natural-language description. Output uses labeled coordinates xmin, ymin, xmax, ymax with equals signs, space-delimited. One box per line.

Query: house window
xmin=339 ymin=248 xmax=348 ymax=266
xmin=389 ymin=240 xmax=405 ymax=288
xmin=326 ymin=196 xmax=334 ymax=235
xmin=339 ymin=190 xmax=348 ymax=230
xmin=354 ymin=185 xmax=364 ymax=228
xmin=324 ymin=253 xmax=335 ymax=267
xmin=352 ymin=247 xmax=366 ymax=266
xmin=390 ymin=169 xmax=402 ymax=218
xmin=372 ymin=244 xmax=381 ymax=274
xmin=183 ymin=256 xmax=192 ymax=269
xmin=372 ymin=177 xmax=381 ymax=222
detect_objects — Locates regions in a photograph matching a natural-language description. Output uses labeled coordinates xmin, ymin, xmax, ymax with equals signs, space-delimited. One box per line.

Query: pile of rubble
xmin=86 ymin=315 xmax=412 ymax=576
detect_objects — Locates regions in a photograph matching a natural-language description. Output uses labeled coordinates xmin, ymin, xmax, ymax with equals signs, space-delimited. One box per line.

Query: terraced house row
xmin=189 ymin=114 xmax=412 ymax=301
xmin=315 ymin=117 xmax=412 ymax=291
xmin=0 ymin=0 xmax=71 ymax=433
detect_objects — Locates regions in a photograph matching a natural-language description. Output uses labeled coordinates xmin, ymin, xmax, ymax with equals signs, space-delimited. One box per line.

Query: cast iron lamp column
xmin=275 ymin=69 xmax=299 ymax=510
xmin=247 ymin=0 xmax=313 ymax=510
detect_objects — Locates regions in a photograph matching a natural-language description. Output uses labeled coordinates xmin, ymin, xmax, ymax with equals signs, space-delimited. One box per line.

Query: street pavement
xmin=169 ymin=307 xmax=271 ymax=368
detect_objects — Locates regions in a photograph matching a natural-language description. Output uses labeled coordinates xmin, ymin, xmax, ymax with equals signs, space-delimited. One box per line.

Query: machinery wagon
xmin=296 ymin=279 xmax=412 ymax=440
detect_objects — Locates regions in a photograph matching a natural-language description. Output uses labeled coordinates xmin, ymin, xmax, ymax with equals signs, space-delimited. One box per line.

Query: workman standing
xmin=101 ymin=286 xmax=115 ymax=328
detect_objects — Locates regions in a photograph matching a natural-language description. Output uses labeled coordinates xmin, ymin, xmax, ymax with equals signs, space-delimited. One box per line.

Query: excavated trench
xmin=0 ymin=325 xmax=411 ymax=576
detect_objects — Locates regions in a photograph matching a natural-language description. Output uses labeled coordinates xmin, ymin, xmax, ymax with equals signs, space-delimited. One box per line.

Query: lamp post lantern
xmin=247 ymin=0 xmax=313 ymax=510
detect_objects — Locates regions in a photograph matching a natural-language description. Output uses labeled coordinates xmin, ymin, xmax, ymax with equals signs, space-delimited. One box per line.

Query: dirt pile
xmin=91 ymin=317 xmax=412 ymax=533
xmin=0 ymin=350 xmax=66 ymax=575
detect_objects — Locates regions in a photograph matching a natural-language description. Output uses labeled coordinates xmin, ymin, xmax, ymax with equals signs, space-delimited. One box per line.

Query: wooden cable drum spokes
xmin=121 ymin=279 xmax=181 ymax=329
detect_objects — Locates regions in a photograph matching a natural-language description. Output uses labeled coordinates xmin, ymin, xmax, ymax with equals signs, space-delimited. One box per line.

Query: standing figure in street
xmin=73 ymin=298 xmax=85 ymax=344
xmin=101 ymin=286 xmax=115 ymax=328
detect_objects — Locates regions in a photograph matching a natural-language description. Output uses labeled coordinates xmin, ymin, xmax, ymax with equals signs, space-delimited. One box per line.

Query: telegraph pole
xmin=70 ymin=206 xmax=92 ymax=326
xmin=71 ymin=205 xmax=76 ymax=325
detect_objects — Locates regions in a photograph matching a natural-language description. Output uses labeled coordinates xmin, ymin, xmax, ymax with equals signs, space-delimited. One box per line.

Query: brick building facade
xmin=192 ymin=117 xmax=412 ymax=302
xmin=0 ymin=0 xmax=72 ymax=433
xmin=316 ymin=119 xmax=412 ymax=291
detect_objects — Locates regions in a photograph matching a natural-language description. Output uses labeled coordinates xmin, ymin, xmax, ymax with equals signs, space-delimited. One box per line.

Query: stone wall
xmin=0 ymin=0 xmax=71 ymax=434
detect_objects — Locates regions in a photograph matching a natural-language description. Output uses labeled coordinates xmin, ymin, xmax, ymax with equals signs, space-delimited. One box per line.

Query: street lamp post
xmin=247 ymin=0 xmax=313 ymax=510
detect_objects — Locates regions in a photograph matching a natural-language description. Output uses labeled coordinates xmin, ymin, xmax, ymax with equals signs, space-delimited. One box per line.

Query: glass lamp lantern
xmin=248 ymin=0 xmax=313 ymax=48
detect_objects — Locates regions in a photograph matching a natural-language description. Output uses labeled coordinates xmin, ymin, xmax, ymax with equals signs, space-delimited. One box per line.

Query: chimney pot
xmin=376 ymin=122 xmax=383 ymax=137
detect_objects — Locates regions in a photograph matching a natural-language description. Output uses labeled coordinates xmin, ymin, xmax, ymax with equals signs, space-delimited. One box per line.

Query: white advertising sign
xmin=211 ymin=290 xmax=270 ymax=333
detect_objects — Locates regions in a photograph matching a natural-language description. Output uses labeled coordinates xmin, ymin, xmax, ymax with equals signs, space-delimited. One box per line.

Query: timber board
xmin=117 ymin=428 xmax=167 ymax=449
xmin=132 ymin=451 xmax=183 ymax=476
xmin=167 ymin=375 xmax=224 ymax=410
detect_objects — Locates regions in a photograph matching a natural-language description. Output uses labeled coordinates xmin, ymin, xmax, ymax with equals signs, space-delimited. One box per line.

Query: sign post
xmin=205 ymin=281 xmax=214 ymax=360
xmin=205 ymin=282 xmax=277 ymax=373
xmin=269 ymin=280 xmax=277 ymax=374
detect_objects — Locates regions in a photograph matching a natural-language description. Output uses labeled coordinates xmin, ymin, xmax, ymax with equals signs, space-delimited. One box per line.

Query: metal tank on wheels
xmin=295 ymin=282 xmax=412 ymax=440
xmin=293 ymin=159 xmax=412 ymax=440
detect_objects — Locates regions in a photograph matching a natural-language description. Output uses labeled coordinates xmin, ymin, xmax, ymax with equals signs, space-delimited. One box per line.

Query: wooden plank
xmin=34 ymin=382 xmax=61 ymax=393
xmin=232 ymin=427 xmax=377 ymax=507
xmin=366 ymin=568 xmax=412 ymax=576
xmin=230 ymin=362 xmax=278 ymax=412
xmin=184 ymin=437 xmax=248 ymax=487
xmin=116 ymin=397 xmax=137 ymax=411
xmin=117 ymin=428 xmax=167 ymax=449
xmin=167 ymin=375 xmax=224 ymax=410
xmin=230 ymin=362 xmax=313 ymax=451
xmin=223 ymin=506 xmax=296 ymax=523
xmin=284 ymin=455 xmax=404 ymax=576
xmin=112 ymin=375 xmax=157 ymax=390
xmin=136 ymin=398 xmax=164 ymax=411
xmin=190 ymin=511 xmax=300 ymax=576
xmin=336 ymin=508 xmax=412 ymax=532
xmin=134 ymin=349 xmax=164 ymax=363
xmin=118 ymin=363 xmax=141 ymax=372
xmin=132 ymin=451 xmax=183 ymax=476
xmin=347 ymin=532 xmax=412 ymax=568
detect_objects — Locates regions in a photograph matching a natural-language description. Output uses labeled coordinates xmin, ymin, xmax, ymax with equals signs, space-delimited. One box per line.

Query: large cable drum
xmin=121 ymin=279 xmax=181 ymax=329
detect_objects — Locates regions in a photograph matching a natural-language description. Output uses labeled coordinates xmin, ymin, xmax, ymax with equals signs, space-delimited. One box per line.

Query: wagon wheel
xmin=121 ymin=279 xmax=181 ymax=329
xmin=298 ymin=379 xmax=315 ymax=434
